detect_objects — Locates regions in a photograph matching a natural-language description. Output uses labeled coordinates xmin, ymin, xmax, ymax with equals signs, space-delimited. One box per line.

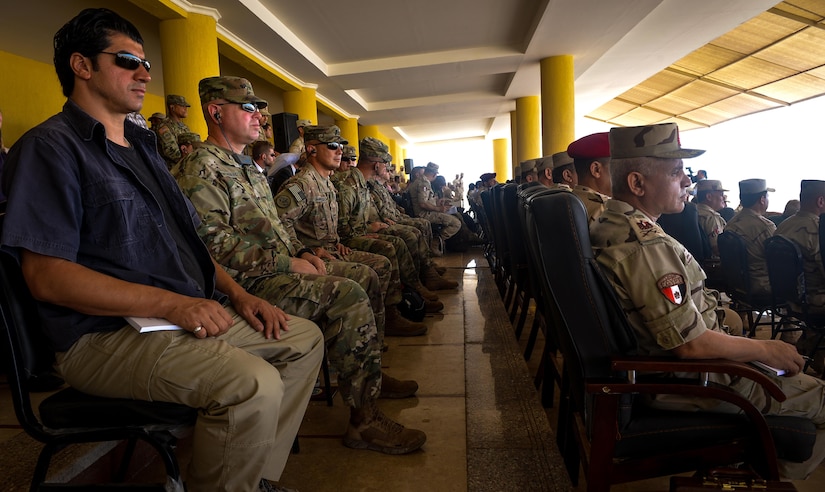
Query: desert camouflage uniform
xmin=275 ymin=165 xmax=402 ymax=306
xmin=336 ymin=168 xmax=427 ymax=290
xmin=368 ymin=177 xmax=435 ymax=269
xmin=592 ymin=198 xmax=825 ymax=479
xmin=722 ymin=208 xmax=776 ymax=296
xmin=173 ymin=142 xmax=381 ymax=407
xmin=572 ymin=184 xmax=609 ymax=224
xmin=696 ymin=202 xmax=726 ymax=259
xmin=156 ymin=118 xmax=191 ymax=168
xmin=776 ymin=211 xmax=825 ymax=305
xmin=407 ymin=176 xmax=461 ymax=240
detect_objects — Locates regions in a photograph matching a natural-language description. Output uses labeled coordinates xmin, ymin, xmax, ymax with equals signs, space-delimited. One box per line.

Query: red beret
xmin=567 ymin=132 xmax=610 ymax=160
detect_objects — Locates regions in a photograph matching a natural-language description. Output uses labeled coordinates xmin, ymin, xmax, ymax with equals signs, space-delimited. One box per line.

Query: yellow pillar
xmin=515 ymin=96 xmax=541 ymax=165
xmin=509 ymin=110 xmax=519 ymax=177
xmin=389 ymin=139 xmax=400 ymax=166
xmin=493 ymin=138 xmax=510 ymax=182
xmin=283 ymin=87 xmax=317 ymax=123
xmin=540 ymin=55 xmax=575 ymax=155
xmin=359 ymin=125 xmax=381 ymax=142
xmin=335 ymin=117 xmax=359 ymax=147
xmin=159 ymin=13 xmax=220 ymax=139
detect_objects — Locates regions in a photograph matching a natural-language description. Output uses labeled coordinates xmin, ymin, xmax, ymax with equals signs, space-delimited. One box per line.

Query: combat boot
xmin=416 ymin=284 xmax=440 ymax=301
xmin=385 ymin=305 xmax=428 ymax=336
xmin=380 ymin=371 xmax=419 ymax=398
xmin=430 ymin=236 xmax=444 ymax=257
xmin=434 ymin=265 xmax=447 ymax=275
xmin=344 ymin=402 xmax=427 ymax=454
xmin=422 ymin=265 xmax=458 ymax=290
xmin=423 ymin=298 xmax=444 ymax=313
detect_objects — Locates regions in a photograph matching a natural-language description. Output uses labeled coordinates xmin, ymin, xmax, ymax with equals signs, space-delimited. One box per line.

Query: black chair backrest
xmin=765 ymin=235 xmax=806 ymax=309
xmin=501 ymin=183 xmax=527 ymax=273
xmin=718 ymin=231 xmax=751 ymax=299
xmin=489 ymin=184 xmax=510 ymax=269
xmin=528 ymin=192 xmax=637 ymax=403
xmin=0 ymin=248 xmax=62 ymax=440
xmin=818 ymin=213 xmax=825 ymax=269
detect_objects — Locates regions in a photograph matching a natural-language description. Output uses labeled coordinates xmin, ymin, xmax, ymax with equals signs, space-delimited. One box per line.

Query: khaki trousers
xmin=55 ymin=308 xmax=323 ymax=491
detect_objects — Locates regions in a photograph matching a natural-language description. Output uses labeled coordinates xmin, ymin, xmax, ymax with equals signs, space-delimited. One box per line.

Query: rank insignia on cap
xmin=658 ymin=273 xmax=686 ymax=305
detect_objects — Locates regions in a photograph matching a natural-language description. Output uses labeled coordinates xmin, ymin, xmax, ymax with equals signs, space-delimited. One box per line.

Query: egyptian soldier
xmin=274 ymin=125 xmax=442 ymax=327
xmin=694 ymin=179 xmax=728 ymax=259
xmin=568 ymin=132 xmax=611 ymax=224
xmin=288 ymin=118 xmax=312 ymax=154
xmin=155 ymin=94 xmax=193 ymax=168
xmin=334 ymin=139 xmax=444 ymax=308
xmin=722 ymin=179 xmax=776 ymax=297
xmin=408 ymin=162 xmax=461 ymax=245
xmin=590 ymin=123 xmax=825 ymax=480
xmin=356 ymin=137 xmax=457 ymax=290
xmin=173 ymin=76 xmax=426 ymax=456
xmin=520 ymin=158 xmax=539 ymax=183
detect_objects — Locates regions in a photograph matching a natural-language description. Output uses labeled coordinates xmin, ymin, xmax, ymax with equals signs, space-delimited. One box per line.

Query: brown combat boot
xmin=344 ymin=402 xmax=427 ymax=455
xmin=380 ymin=371 xmax=419 ymax=398
xmin=416 ymin=284 xmax=439 ymax=301
xmin=434 ymin=265 xmax=447 ymax=275
xmin=423 ymin=298 xmax=444 ymax=313
xmin=385 ymin=305 xmax=428 ymax=336
xmin=422 ymin=265 xmax=458 ymax=290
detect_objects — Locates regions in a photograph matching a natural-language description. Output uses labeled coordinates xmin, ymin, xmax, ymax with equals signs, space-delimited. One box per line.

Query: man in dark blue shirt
xmin=0 ymin=8 xmax=322 ymax=491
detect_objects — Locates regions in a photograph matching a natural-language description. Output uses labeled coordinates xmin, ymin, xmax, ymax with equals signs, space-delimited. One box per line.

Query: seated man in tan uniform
xmin=568 ymin=132 xmax=611 ymax=224
xmin=591 ymin=123 xmax=824 ymax=480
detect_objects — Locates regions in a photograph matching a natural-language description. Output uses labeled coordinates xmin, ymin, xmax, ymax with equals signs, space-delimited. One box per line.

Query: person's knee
xmin=215 ymin=354 xmax=284 ymax=409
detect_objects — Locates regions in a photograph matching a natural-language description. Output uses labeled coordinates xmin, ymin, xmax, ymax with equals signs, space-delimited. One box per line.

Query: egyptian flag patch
xmin=657 ymin=273 xmax=686 ymax=305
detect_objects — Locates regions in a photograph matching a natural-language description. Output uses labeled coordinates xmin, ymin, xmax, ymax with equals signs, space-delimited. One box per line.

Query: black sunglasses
xmin=341 ymin=157 xmax=357 ymax=162
xmin=99 ymin=51 xmax=151 ymax=72
xmin=318 ymin=142 xmax=345 ymax=151
xmin=214 ymin=102 xmax=262 ymax=114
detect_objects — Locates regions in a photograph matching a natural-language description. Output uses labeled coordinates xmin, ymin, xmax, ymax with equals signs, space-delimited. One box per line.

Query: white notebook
xmin=125 ymin=316 xmax=183 ymax=333
xmin=750 ymin=360 xmax=786 ymax=376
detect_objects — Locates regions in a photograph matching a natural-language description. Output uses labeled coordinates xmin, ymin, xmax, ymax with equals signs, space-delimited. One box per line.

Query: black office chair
xmin=765 ymin=235 xmax=825 ymax=374
xmin=0 ymin=249 xmax=197 ymax=490
xmin=528 ymin=191 xmax=815 ymax=490
xmin=717 ymin=231 xmax=778 ymax=338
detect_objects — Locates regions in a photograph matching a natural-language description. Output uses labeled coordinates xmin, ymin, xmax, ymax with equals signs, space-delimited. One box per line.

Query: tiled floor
xmin=2 ymin=248 xmax=825 ymax=491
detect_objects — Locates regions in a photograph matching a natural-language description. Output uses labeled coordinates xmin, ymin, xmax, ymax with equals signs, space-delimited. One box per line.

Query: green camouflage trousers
xmin=324 ymin=258 xmax=386 ymax=337
xmin=383 ymin=222 xmax=434 ymax=272
xmin=246 ymin=272 xmax=381 ymax=408
xmin=346 ymin=235 xmax=424 ymax=292
xmin=420 ymin=210 xmax=461 ymax=240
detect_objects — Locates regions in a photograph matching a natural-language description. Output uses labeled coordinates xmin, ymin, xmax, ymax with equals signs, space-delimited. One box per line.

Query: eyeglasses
xmin=214 ymin=102 xmax=261 ymax=114
xmin=341 ymin=157 xmax=356 ymax=162
xmin=318 ymin=141 xmax=345 ymax=151
xmin=365 ymin=158 xmax=386 ymax=165
xmin=99 ymin=51 xmax=151 ymax=72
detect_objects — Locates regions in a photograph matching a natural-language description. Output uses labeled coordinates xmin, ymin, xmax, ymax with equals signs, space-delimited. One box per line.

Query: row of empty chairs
xmin=475 ymin=185 xmax=816 ymax=491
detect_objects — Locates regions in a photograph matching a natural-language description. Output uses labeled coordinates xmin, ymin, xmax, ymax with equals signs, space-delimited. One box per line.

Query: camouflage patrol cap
xmin=149 ymin=112 xmax=166 ymax=120
xmin=303 ymin=125 xmax=347 ymax=144
xmin=425 ymin=162 xmax=439 ymax=174
xmin=801 ymin=180 xmax=825 ymax=196
xmin=260 ymin=106 xmax=271 ymax=116
xmin=695 ymin=180 xmax=728 ymax=193
xmin=609 ymin=123 xmax=704 ymax=159
xmin=198 ymin=76 xmax=267 ymax=108
xmin=296 ymin=119 xmax=312 ymax=128
xmin=536 ymin=155 xmax=554 ymax=172
xmin=551 ymin=151 xmax=574 ymax=170
xmin=342 ymin=145 xmax=357 ymax=159
xmin=166 ymin=94 xmax=190 ymax=107
xmin=384 ymin=153 xmax=393 ymax=164
xmin=177 ymin=132 xmax=201 ymax=146
xmin=360 ymin=137 xmax=389 ymax=160
xmin=521 ymin=159 xmax=538 ymax=174
xmin=738 ymin=178 xmax=774 ymax=195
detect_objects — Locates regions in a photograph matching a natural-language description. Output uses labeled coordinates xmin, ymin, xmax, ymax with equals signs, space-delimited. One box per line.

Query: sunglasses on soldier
xmin=214 ymin=102 xmax=262 ymax=114
xmin=319 ymin=142 xmax=345 ymax=151
xmin=99 ymin=51 xmax=151 ymax=72
xmin=341 ymin=157 xmax=356 ymax=162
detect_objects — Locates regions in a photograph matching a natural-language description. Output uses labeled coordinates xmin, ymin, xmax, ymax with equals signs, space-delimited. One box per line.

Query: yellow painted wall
xmin=0 ymin=50 xmax=165 ymax=148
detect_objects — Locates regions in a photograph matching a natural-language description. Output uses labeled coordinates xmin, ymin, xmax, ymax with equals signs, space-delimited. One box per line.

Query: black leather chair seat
xmin=40 ymin=387 xmax=197 ymax=429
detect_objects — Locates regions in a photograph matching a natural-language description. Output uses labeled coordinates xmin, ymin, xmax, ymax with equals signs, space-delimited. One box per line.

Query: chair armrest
xmin=609 ymin=356 xmax=786 ymax=401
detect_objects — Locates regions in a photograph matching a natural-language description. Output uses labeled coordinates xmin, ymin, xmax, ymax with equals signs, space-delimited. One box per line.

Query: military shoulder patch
xmin=657 ymin=273 xmax=686 ymax=305
xmin=276 ymin=194 xmax=292 ymax=208
xmin=629 ymin=216 xmax=666 ymax=242
xmin=287 ymin=184 xmax=306 ymax=204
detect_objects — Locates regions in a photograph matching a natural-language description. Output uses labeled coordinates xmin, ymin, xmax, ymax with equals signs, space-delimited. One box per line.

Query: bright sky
xmin=409 ymin=95 xmax=825 ymax=213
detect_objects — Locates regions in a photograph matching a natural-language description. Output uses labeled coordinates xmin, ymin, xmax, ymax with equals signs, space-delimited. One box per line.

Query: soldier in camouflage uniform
xmin=408 ymin=162 xmax=461 ymax=244
xmin=156 ymin=94 xmax=194 ymax=168
xmin=520 ymin=159 xmax=538 ymax=183
xmin=274 ymin=125 xmax=437 ymax=330
xmin=695 ymin=179 xmax=728 ymax=259
xmin=590 ymin=122 xmax=825 ymax=480
xmin=568 ymin=132 xmax=611 ymax=224
xmin=776 ymin=180 xmax=825 ymax=307
xmin=722 ymin=179 xmax=776 ymax=297
xmin=330 ymin=144 xmax=356 ymax=186
xmin=335 ymin=142 xmax=443 ymax=310
xmin=174 ymin=76 xmax=426 ymax=455
xmin=358 ymin=137 xmax=457 ymax=290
